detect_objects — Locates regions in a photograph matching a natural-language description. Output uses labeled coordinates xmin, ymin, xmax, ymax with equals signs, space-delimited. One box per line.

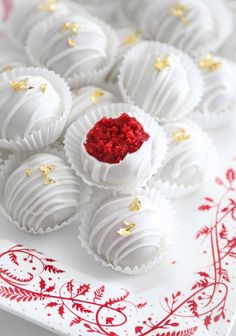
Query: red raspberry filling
xmin=84 ymin=113 xmax=150 ymax=164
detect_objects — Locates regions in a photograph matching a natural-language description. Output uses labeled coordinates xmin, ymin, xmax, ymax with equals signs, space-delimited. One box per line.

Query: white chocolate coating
xmin=89 ymin=195 xmax=166 ymax=268
xmin=0 ymin=75 xmax=62 ymax=140
xmin=67 ymin=86 xmax=117 ymax=128
xmin=158 ymin=122 xmax=210 ymax=186
xmin=140 ymin=0 xmax=215 ymax=54
xmin=197 ymin=56 xmax=236 ymax=115
xmin=34 ymin=14 xmax=108 ymax=78
xmin=121 ymin=45 xmax=191 ymax=120
xmin=9 ymin=0 xmax=71 ymax=46
xmin=3 ymin=153 xmax=81 ymax=232
xmin=0 ymin=37 xmax=28 ymax=72
xmin=82 ymin=132 xmax=152 ymax=188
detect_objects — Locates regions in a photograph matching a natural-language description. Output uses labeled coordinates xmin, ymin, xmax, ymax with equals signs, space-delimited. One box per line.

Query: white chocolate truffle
xmin=138 ymin=0 xmax=233 ymax=55
xmin=107 ymin=28 xmax=144 ymax=83
xmin=3 ymin=153 xmax=81 ymax=232
xmin=81 ymin=113 xmax=152 ymax=189
xmin=196 ymin=54 xmax=236 ymax=115
xmin=89 ymin=194 xmax=166 ymax=268
xmin=0 ymin=75 xmax=62 ymax=140
xmin=64 ymin=103 xmax=167 ymax=192
xmin=157 ymin=122 xmax=211 ymax=186
xmin=8 ymin=0 xmax=71 ymax=46
xmin=119 ymin=42 xmax=203 ymax=121
xmin=27 ymin=14 xmax=108 ymax=79
xmin=67 ymin=86 xmax=117 ymax=128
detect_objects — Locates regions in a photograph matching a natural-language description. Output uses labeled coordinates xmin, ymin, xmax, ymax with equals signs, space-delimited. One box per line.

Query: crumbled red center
xmin=84 ymin=113 xmax=150 ymax=164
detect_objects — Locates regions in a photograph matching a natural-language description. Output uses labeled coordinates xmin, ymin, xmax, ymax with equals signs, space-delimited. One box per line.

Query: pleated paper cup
xmin=149 ymin=120 xmax=218 ymax=199
xmin=64 ymin=103 xmax=168 ymax=192
xmin=26 ymin=12 xmax=119 ymax=88
xmin=0 ymin=146 xmax=91 ymax=234
xmin=118 ymin=41 xmax=204 ymax=122
xmin=78 ymin=188 xmax=176 ymax=275
xmin=0 ymin=67 xmax=72 ymax=152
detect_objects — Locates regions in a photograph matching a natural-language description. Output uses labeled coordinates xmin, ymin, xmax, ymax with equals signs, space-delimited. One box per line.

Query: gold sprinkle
xmin=62 ymin=22 xmax=78 ymax=35
xmin=117 ymin=221 xmax=136 ymax=238
xmin=172 ymin=128 xmax=191 ymax=143
xmin=154 ymin=55 xmax=174 ymax=71
xmin=123 ymin=32 xmax=141 ymax=46
xmin=91 ymin=89 xmax=105 ymax=104
xmin=38 ymin=0 xmax=57 ymax=13
xmin=170 ymin=3 xmax=190 ymax=25
xmin=39 ymin=165 xmax=56 ymax=185
xmin=11 ymin=79 xmax=29 ymax=91
xmin=40 ymin=83 xmax=47 ymax=93
xmin=67 ymin=37 xmax=77 ymax=48
xmin=198 ymin=53 xmax=223 ymax=72
xmin=25 ymin=169 xmax=32 ymax=177
xmin=1 ymin=65 xmax=14 ymax=72
xmin=129 ymin=197 xmax=142 ymax=211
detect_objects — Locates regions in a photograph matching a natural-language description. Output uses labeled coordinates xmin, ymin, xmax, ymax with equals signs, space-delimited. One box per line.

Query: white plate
xmin=1 ymin=0 xmax=236 ymax=334
xmin=1 ymin=121 xmax=236 ymax=336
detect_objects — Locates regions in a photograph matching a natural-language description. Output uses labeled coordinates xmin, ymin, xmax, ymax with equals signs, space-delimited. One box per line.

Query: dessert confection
xmin=8 ymin=0 xmax=71 ymax=46
xmin=119 ymin=41 xmax=203 ymax=121
xmin=138 ymin=0 xmax=233 ymax=55
xmin=64 ymin=103 xmax=167 ymax=192
xmin=153 ymin=121 xmax=213 ymax=196
xmin=67 ymin=86 xmax=117 ymax=128
xmin=2 ymin=153 xmax=81 ymax=233
xmin=0 ymin=74 xmax=62 ymax=140
xmin=0 ymin=67 xmax=72 ymax=152
xmin=88 ymin=194 xmax=167 ymax=269
xmin=107 ymin=28 xmax=144 ymax=83
xmin=26 ymin=13 xmax=117 ymax=80
xmin=0 ymin=37 xmax=28 ymax=73
xmin=195 ymin=53 xmax=236 ymax=120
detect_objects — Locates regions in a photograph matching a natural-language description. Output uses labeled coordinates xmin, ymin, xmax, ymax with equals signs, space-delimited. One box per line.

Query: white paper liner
xmin=64 ymin=103 xmax=168 ymax=192
xmin=148 ymin=120 xmax=218 ymax=199
xmin=118 ymin=41 xmax=204 ymax=122
xmin=0 ymin=67 xmax=72 ymax=152
xmin=138 ymin=0 xmax=233 ymax=56
xmin=0 ymin=146 xmax=91 ymax=235
xmin=189 ymin=57 xmax=236 ymax=130
xmin=26 ymin=12 xmax=119 ymax=88
xmin=78 ymin=187 xmax=176 ymax=275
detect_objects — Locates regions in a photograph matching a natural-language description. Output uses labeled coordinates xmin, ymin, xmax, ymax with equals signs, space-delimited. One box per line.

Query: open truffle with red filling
xmin=64 ymin=103 xmax=167 ymax=192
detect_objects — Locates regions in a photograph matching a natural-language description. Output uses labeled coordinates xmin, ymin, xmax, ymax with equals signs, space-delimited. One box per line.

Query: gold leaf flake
xmin=25 ymin=168 xmax=32 ymax=177
xmin=170 ymin=3 xmax=190 ymax=25
xmin=91 ymin=89 xmax=105 ymax=103
xmin=67 ymin=37 xmax=77 ymax=48
xmin=129 ymin=197 xmax=142 ymax=211
xmin=172 ymin=128 xmax=191 ymax=143
xmin=154 ymin=55 xmax=174 ymax=71
xmin=39 ymin=165 xmax=56 ymax=185
xmin=123 ymin=32 xmax=141 ymax=46
xmin=38 ymin=0 xmax=57 ymax=13
xmin=62 ymin=22 xmax=78 ymax=35
xmin=11 ymin=79 xmax=29 ymax=91
xmin=1 ymin=65 xmax=14 ymax=73
xmin=40 ymin=83 xmax=47 ymax=93
xmin=198 ymin=53 xmax=223 ymax=72
xmin=117 ymin=221 xmax=136 ymax=237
